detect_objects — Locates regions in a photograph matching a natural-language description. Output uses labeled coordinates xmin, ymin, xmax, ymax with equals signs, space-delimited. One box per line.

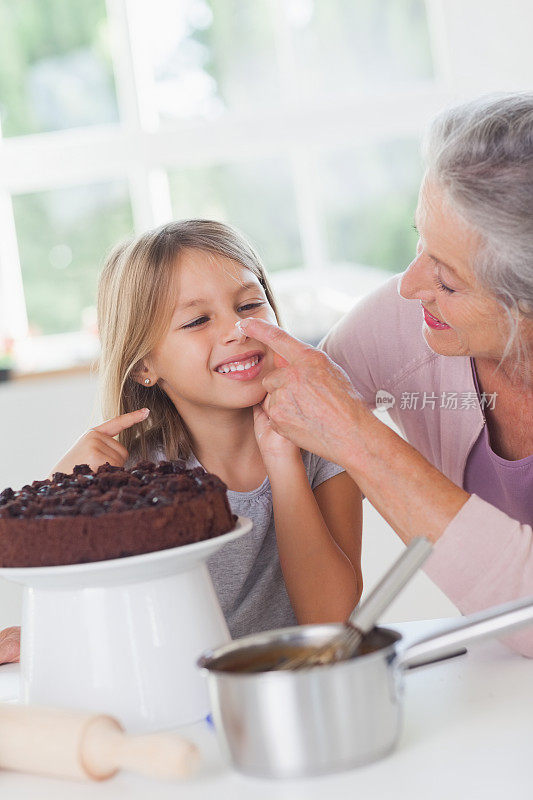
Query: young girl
xmin=0 ymin=220 xmax=362 ymax=655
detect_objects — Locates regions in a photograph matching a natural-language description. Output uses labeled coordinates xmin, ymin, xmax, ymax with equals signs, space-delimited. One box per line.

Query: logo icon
xmin=375 ymin=389 xmax=395 ymax=412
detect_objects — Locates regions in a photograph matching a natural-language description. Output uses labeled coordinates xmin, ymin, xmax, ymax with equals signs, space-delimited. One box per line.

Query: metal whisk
xmin=276 ymin=537 xmax=433 ymax=670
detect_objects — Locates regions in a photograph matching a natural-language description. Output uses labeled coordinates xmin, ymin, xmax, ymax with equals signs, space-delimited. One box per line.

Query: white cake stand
xmin=0 ymin=516 xmax=252 ymax=732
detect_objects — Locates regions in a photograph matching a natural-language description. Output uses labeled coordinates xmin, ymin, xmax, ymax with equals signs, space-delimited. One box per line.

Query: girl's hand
xmin=253 ymin=403 xmax=300 ymax=466
xmin=51 ymin=408 xmax=150 ymax=475
xmin=0 ymin=626 xmax=20 ymax=664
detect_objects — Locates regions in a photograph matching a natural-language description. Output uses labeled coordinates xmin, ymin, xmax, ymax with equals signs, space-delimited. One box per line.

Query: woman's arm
xmin=423 ymin=495 xmax=533 ymax=657
xmin=343 ymin=405 xmax=470 ymax=544
xmin=247 ymin=319 xmax=469 ymax=545
xmin=268 ymin=458 xmax=361 ymax=624
xmin=349 ymin=422 xmax=533 ymax=657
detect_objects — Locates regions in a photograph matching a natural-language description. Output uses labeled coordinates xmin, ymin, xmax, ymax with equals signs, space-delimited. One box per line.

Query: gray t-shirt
xmin=185 ymin=451 xmax=345 ymax=639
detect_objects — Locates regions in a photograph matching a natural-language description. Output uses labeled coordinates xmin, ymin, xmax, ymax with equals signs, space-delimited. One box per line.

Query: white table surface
xmin=0 ymin=618 xmax=531 ymax=800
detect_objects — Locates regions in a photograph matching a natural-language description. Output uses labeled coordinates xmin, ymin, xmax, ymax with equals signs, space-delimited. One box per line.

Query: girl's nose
xmin=398 ymin=249 xmax=437 ymax=305
xmin=221 ymin=313 xmax=248 ymax=345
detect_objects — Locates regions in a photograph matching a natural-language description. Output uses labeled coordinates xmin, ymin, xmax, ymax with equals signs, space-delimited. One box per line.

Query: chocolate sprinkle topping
xmin=0 ymin=461 xmax=220 ymax=520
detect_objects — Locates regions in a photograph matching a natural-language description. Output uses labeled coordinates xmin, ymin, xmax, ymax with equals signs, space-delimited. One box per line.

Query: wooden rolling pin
xmin=0 ymin=703 xmax=200 ymax=781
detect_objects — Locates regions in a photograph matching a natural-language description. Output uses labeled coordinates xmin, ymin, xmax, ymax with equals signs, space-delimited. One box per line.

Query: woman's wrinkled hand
xmin=237 ymin=319 xmax=370 ymax=468
xmin=0 ymin=626 xmax=20 ymax=664
xmin=50 ymin=408 xmax=150 ymax=475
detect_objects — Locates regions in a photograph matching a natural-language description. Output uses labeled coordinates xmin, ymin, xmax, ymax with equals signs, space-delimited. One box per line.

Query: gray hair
xmin=423 ymin=92 xmax=533 ymax=365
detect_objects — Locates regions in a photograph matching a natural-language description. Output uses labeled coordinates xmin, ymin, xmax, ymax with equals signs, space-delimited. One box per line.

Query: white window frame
xmin=0 ymin=0 xmax=454 ymax=357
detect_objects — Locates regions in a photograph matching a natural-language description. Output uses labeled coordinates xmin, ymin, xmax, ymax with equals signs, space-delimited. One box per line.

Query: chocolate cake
xmin=0 ymin=461 xmax=236 ymax=568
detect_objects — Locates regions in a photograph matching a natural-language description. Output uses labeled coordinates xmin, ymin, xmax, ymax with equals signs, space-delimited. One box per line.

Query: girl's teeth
xmin=217 ymin=356 xmax=259 ymax=374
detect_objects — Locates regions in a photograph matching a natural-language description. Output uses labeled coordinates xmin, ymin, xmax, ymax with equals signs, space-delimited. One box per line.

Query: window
xmin=13 ymin=182 xmax=133 ymax=336
xmin=135 ymin=0 xmax=282 ymax=123
xmin=168 ymin=157 xmax=303 ymax=272
xmin=0 ymin=0 xmax=444 ymax=370
xmin=320 ymin=138 xmax=422 ymax=272
xmin=285 ymin=0 xmax=433 ymax=99
xmin=0 ymin=0 xmax=118 ymax=137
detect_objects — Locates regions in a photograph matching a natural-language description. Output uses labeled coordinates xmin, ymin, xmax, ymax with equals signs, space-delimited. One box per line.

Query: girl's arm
xmin=313 ymin=470 xmax=363 ymax=594
xmin=268 ymin=457 xmax=362 ymax=624
xmin=0 ymin=626 xmax=20 ymax=664
xmin=254 ymin=403 xmax=361 ymax=623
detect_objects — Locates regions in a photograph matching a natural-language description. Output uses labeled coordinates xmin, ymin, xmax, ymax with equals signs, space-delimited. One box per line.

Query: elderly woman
xmin=237 ymin=93 xmax=533 ymax=656
xmin=0 ymin=93 xmax=531 ymax=663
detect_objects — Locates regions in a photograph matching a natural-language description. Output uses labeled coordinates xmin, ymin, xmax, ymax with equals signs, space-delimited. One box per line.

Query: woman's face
xmin=399 ymin=178 xmax=514 ymax=361
xmin=146 ymin=249 xmax=277 ymax=414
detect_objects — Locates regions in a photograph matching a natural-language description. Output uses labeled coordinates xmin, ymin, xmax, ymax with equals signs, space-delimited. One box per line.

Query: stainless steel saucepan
xmin=198 ymin=595 xmax=533 ymax=778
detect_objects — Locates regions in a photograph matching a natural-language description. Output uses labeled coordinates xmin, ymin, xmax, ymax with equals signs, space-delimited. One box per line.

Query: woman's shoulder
xmin=321 ymin=272 xmax=437 ymax=401
xmin=322 ymin=273 xmax=427 ymax=358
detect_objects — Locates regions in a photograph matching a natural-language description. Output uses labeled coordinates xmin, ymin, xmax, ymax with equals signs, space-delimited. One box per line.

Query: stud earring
xmin=144 ymin=378 xmax=151 ymax=386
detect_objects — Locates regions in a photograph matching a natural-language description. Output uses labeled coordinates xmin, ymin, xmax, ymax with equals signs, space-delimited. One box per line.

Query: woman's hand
xmin=50 ymin=408 xmax=150 ymax=475
xmin=237 ymin=318 xmax=469 ymax=546
xmin=238 ymin=319 xmax=369 ymax=469
xmin=0 ymin=626 xmax=20 ymax=664
xmin=253 ymin=403 xmax=300 ymax=466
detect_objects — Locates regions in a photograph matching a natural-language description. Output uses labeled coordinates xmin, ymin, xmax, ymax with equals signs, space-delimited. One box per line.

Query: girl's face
xmin=399 ymin=178 xmax=515 ymax=360
xmin=146 ymin=249 xmax=277 ymax=413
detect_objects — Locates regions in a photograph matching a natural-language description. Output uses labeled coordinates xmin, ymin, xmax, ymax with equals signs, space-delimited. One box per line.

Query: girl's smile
xmin=214 ymin=350 xmax=265 ymax=380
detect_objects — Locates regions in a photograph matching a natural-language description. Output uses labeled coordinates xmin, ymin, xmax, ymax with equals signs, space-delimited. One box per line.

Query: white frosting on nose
xmin=234 ymin=321 xmax=247 ymax=343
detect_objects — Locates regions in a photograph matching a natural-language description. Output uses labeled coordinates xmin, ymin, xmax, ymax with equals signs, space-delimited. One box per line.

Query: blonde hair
xmin=97 ymin=219 xmax=281 ymax=461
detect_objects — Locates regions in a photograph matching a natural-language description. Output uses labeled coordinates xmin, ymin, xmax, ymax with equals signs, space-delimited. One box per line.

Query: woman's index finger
xmin=236 ymin=319 xmax=308 ymax=363
xmin=93 ymin=408 xmax=150 ymax=437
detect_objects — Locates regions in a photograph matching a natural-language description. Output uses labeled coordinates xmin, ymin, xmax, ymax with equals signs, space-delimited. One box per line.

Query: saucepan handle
xmin=397 ymin=595 xmax=533 ymax=671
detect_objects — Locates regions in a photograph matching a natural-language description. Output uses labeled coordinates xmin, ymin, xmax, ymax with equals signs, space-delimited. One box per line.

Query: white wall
xmin=0 ymin=372 xmax=458 ymax=631
xmin=0 ymin=373 xmax=100 ymax=490
xmin=431 ymin=0 xmax=533 ymax=93
xmin=0 ymin=373 xmax=99 ymax=629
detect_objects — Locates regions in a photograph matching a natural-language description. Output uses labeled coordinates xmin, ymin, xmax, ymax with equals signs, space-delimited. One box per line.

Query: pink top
xmin=321 ymin=274 xmax=533 ymax=657
xmin=464 ymin=359 xmax=533 ymax=526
